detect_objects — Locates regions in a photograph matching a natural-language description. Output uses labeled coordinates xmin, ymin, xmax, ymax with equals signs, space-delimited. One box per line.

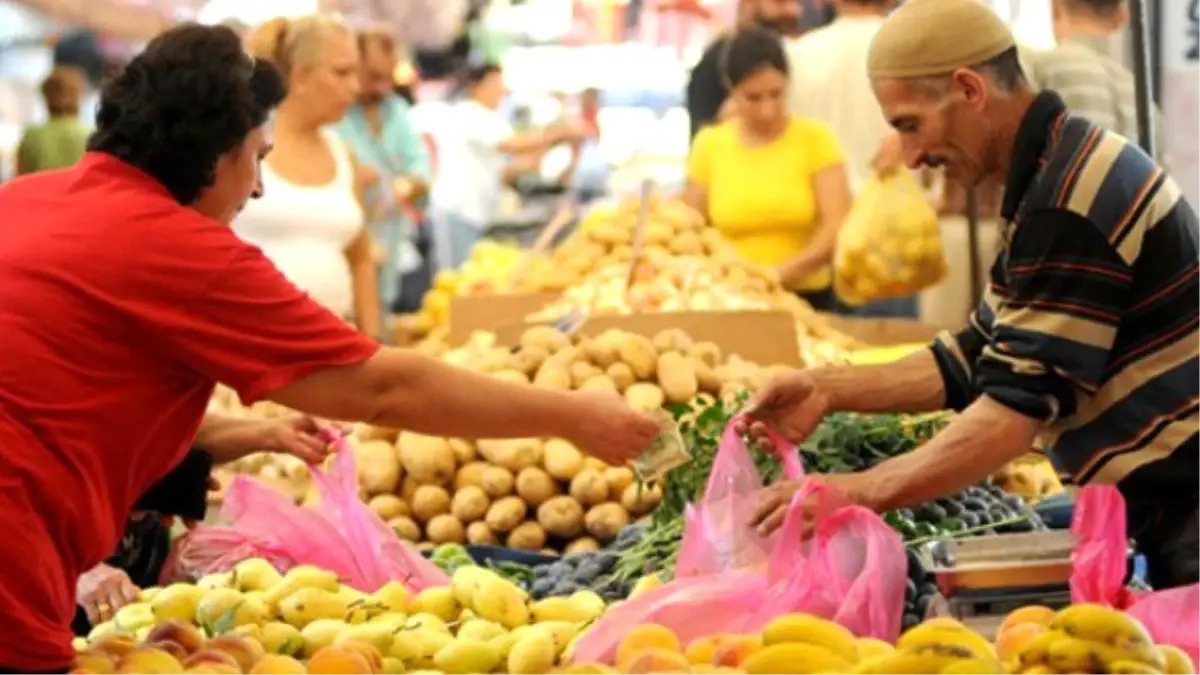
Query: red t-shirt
xmin=0 ymin=153 xmax=381 ymax=669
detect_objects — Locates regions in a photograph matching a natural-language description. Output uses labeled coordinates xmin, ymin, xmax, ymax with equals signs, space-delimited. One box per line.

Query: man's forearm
xmin=271 ymin=350 xmax=590 ymax=440
xmin=193 ymin=414 xmax=257 ymax=464
xmin=811 ymin=349 xmax=947 ymax=414
xmin=856 ymin=396 xmax=1041 ymax=511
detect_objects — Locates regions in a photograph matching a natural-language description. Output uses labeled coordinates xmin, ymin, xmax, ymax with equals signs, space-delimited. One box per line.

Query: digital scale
xmin=916 ymin=531 xmax=1080 ymax=639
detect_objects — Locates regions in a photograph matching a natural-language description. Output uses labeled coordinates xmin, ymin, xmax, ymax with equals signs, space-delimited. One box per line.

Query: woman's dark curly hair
xmin=721 ymin=25 xmax=789 ymax=89
xmin=87 ymin=23 xmax=286 ymax=205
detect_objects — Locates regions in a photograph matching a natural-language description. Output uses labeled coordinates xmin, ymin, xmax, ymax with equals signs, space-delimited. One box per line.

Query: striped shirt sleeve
xmin=978 ymin=208 xmax=1133 ymax=423
xmin=930 ymin=317 xmax=989 ymax=412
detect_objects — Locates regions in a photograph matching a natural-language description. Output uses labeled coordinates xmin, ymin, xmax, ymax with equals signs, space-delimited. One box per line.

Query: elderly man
xmin=747 ymin=0 xmax=1199 ymax=589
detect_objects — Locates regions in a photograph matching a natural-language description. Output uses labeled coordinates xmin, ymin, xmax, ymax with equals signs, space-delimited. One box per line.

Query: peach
xmin=711 ymin=635 xmax=763 ymax=669
xmin=115 ymin=647 xmax=184 ymax=674
xmin=183 ymin=648 xmax=242 ymax=671
xmin=144 ymin=620 xmax=206 ymax=654
xmin=91 ymin=635 xmax=137 ymax=661
xmin=184 ymin=665 xmax=242 ymax=675
xmin=72 ymin=652 xmax=116 ymax=675
xmin=996 ymin=622 xmax=1045 ymax=662
xmin=616 ymin=624 xmax=682 ymax=671
xmin=337 ymin=640 xmax=384 ymax=674
xmin=998 ymin=606 xmax=1055 ymax=635
xmin=142 ymin=640 xmax=187 ymax=662
xmin=684 ymin=634 xmax=742 ymax=664
xmin=309 ymin=645 xmax=374 ymax=674
xmin=621 ymin=647 xmax=692 ymax=674
xmin=207 ymin=634 xmax=266 ymax=672
xmin=249 ymin=654 xmax=308 ymax=674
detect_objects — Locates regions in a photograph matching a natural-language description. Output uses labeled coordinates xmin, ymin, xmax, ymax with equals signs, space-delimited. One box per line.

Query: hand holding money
xmin=632 ymin=410 xmax=691 ymax=483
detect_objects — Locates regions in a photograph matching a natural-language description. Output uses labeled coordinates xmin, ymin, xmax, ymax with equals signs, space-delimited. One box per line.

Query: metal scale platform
xmin=917 ymin=531 xmax=1078 ymax=639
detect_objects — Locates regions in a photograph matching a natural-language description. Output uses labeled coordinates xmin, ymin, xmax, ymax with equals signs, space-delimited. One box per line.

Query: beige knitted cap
xmin=867 ymin=0 xmax=1016 ymax=79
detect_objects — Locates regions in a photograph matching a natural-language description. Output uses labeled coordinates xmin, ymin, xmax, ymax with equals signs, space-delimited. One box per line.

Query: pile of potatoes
xmin=209 ymin=324 xmax=783 ymax=553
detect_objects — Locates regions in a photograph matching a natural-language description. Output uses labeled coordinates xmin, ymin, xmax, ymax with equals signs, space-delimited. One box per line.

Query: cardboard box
xmin=818 ymin=313 xmax=948 ymax=346
xmin=493 ymin=310 xmax=802 ymax=367
xmin=448 ymin=292 xmax=561 ymax=343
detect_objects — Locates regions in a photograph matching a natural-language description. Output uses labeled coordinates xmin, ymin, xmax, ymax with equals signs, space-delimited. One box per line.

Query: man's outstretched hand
xmin=736 ymin=370 xmax=832 ymax=454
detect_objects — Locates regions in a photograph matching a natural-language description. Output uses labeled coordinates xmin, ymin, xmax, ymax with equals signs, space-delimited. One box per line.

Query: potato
xmin=657 ymin=351 xmax=699 ymax=404
xmin=720 ymin=381 xmax=750 ymax=405
xmin=397 ymin=432 xmax=457 ymax=485
xmin=454 ymin=461 xmax=489 ymax=491
xmin=411 ymin=485 xmax=451 ymax=523
xmin=606 ymin=362 xmax=636 ymax=392
xmin=480 ymin=466 xmax=515 ymax=499
xmin=540 ymin=548 xmax=558 ymax=556
xmin=621 ymin=483 xmax=663 ymax=517
xmin=537 ymin=496 xmax=585 ymax=539
xmin=693 ymin=358 xmax=722 ymax=395
xmin=547 ymin=345 xmax=585 ymax=367
xmin=515 ymin=467 xmax=559 ymax=506
xmin=533 ymin=361 xmax=571 ymax=390
xmin=447 ymin=438 xmax=477 ymax=465
xmin=353 ymin=440 xmax=402 ymax=495
xmin=506 ymin=521 xmax=548 ymax=551
xmin=520 ymin=325 xmax=571 ymax=353
xmin=543 ymin=439 xmax=585 ymax=481
xmin=368 ymin=494 xmax=409 ymax=521
xmin=417 ymin=542 xmax=435 ymax=553
xmin=512 ymin=346 xmax=550 ymax=377
xmin=582 ymin=338 xmax=620 ymax=369
xmin=466 ymin=521 xmax=497 ymax=546
xmin=399 ymin=476 xmax=421 ymax=503
xmin=583 ymin=457 xmax=608 ymax=472
xmin=426 ymin=514 xmax=466 ymax=544
xmin=569 ymin=469 xmax=609 ymax=507
xmin=477 ymin=347 xmax=516 ymax=373
xmin=651 ymin=328 xmax=693 ymax=354
xmin=450 ymin=486 xmax=490 ymax=523
xmin=388 ymin=516 xmax=421 ymax=542
xmin=579 ymin=374 xmax=618 ymax=393
xmin=616 ymin=334 xmax=658 ymax=380
xmin=603 ymin=467 xmax=636 ymax=497
xmin=624 ymin=383 xmax=665 ymax=413
xmin=667 ymin=230 xmax=703 ymax=256
xmin=491 ymin=369 xmax=530 ymax=385
xmin=686 ymin=341 xmax=722 ymax=368
xmin=585 ymin=503 xmax=630 ymax=543
xmin=478 ymin=438 xmax=542 ymax=473
xmin=564 ymin=537 xmax=601 ymax=555
xmin=485 ymin=496 xmax=527 ymax=533
xmin=569 ymin=361 xmax=602 ymax=389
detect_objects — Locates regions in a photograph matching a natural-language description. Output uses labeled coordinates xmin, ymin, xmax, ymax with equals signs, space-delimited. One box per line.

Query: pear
xmin=194 ymin=589 xmax=244 ymax=632
xmin=473 ymin=577 xmax=530 ymax=629
xmin=151 ymin=583 xmax=206 ymax=624
xmin=277 ymin=587 xmax=350 ymax=628
xmin=196 ymin=572 xmax=234 ymax=591
xmin=336 ymin=622 xmax=397 ymax=655
xmin=299 ymin=618 xmax=347 ymax=658
xmin=259 ymin=622 xmax=303 ymax=656
xmin=232 ymin=558 xmax=283 ymax=592
xmin=262 ymin=565 xmax=339 ymax=610
xmin=113 ymin=603 xmax=156 ymax=633
xmin=369 ymin=581 xmax=411 ymax=613
xmin=408 ymin=586 xmax=459 ymax=623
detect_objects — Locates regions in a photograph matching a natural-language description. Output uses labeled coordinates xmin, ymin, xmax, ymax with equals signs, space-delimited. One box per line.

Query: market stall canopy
xmin=11 ymin=0 xmax=470 ymax=49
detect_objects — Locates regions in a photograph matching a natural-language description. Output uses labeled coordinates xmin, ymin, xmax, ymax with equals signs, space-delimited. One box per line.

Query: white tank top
xmin=234 ymin=129 xmax=364 ymax=318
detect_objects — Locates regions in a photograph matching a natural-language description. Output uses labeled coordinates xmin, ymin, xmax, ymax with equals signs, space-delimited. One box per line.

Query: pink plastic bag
xmin=673 ymin=416 xmax=805 ymax=578
xmin=571 ymin=425 xmax=906 ymax=665
xmin=1070 ymin=485 xmax=1199 ymax=664
xmin=177 ymin=429 xmax=448 ymax=593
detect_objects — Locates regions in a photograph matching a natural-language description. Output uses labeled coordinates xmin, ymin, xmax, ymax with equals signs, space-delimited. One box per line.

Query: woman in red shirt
xmin=0 ymin=23 xmax=657 ymax=671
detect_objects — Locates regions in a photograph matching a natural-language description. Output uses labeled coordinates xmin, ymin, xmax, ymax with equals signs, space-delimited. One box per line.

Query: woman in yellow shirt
xmin=683 ymin=26 xmax=853 ymax=311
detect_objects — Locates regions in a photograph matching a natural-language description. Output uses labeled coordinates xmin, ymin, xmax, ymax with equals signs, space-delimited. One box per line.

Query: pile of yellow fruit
xmin=833 ymin=172 xmax=947 ymax=306
xmin=417 ymin=241 xmax=525 ymax=331
xmin=74 ymin=560 xmax=608 ymax=674
xmin=213 ymin=324 xmax=780 ymax=553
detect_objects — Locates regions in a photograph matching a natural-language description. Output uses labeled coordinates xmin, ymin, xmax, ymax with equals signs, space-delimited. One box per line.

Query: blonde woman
xmin=240 ymin=15 xmax=383 ymax=338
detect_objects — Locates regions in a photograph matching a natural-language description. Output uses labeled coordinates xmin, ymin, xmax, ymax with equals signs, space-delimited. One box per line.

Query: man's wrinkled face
xmin=872 ymin=72 xmax=993 ymax=187
xmin=195 ymin=124 xmax=272 ymax=224
xmin=752 ymin=0 xmax=802 ymax=35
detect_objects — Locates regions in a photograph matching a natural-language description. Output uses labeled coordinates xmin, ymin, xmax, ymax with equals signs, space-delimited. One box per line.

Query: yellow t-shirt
xmin=687 ymin=117 xmax=844 ymax=291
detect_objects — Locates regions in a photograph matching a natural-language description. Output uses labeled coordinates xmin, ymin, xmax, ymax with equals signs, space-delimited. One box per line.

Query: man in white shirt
xmin=785 ymin=0 xmax=893 ymax=194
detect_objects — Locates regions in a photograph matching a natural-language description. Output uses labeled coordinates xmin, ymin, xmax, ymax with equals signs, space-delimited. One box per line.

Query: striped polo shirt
xmin=930 ymin=91 xmax=1199 ymax=491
